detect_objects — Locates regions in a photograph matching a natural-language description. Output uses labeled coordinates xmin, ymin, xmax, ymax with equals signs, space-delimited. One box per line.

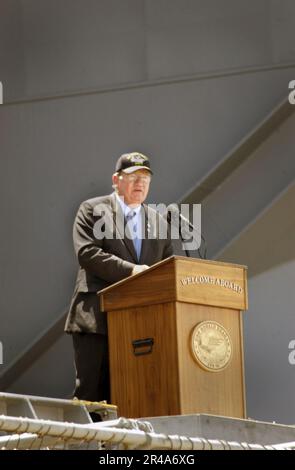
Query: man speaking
xmin=65 ymin=152 xmax=173 ymax=403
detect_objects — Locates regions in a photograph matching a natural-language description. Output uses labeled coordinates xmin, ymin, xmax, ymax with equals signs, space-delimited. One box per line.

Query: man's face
xmin=112 ymin=169 xmax=151 ymax=207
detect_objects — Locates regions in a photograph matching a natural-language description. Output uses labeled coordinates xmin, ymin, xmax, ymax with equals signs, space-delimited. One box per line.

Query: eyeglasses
xmin=119 ymin=173 xmax=151 ymax=184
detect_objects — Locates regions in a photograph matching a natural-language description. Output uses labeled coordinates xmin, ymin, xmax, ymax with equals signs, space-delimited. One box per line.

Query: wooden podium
xmin=99 ymin=256 xmax=248 ymax=419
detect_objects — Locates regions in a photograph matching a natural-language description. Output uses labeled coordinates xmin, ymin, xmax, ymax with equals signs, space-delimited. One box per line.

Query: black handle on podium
xmin=132 ymin=338 xmax=154 ymax=356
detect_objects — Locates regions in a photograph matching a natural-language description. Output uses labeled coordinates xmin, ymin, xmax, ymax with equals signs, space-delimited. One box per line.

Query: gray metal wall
xmin=1 ymin=1 xmax=295 ymax=419
xmin=2 ymin=0 xmax=295 ymax=102
xmin=219 ymin=182 xmax=295 ymax=424
xmin=246 ymin=260 xmax=295 ymax=425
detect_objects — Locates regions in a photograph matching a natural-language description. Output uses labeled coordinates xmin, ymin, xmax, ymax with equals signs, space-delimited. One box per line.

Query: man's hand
xmin=132 ymin=264 xmax=149 ymax=275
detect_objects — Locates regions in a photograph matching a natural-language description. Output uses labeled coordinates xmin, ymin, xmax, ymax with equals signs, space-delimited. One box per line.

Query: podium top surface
xmin=99 ymin=256 xmax=248 ymax=312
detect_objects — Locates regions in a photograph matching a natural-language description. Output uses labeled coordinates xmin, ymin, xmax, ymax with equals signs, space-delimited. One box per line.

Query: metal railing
xmin=0 ymin=414 xmax=294 ymax=450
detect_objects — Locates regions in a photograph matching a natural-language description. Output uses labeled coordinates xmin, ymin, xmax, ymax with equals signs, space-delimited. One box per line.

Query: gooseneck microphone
xmin=166 ymin=203 xmax=207 ymax=259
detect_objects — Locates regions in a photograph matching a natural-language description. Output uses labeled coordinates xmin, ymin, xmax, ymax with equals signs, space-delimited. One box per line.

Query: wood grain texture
xmin=104 ymin=256 xmax=248 ymax=418
xmin=108 ymin=302 xmax=180 ymax=418
xmin=99 ymin=256 xmax=248 ymax=311
xmin=100 ymin=258 xmax=176 ymax=311
xmin=176 ymin=258 xmax=248 ymax=311
xmin=239 ymin=311 xmax=247 ymax=418
xmin=176 ymin=302 xmax=246 ymax=417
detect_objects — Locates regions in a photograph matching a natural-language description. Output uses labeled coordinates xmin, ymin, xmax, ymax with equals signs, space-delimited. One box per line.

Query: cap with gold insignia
xmin=115 ymin=152 xmax=153 ymax=174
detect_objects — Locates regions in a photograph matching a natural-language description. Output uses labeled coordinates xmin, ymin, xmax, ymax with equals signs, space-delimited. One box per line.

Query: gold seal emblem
xmin=191 ymin=321 xmax=232 ymax=372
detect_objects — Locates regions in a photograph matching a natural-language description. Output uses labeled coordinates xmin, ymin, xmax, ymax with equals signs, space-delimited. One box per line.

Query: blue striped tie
xmin=126 ymin=210 xmax=141 ymax=260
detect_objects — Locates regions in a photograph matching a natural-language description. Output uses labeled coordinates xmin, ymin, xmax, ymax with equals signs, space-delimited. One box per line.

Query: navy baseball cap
xmin=115 ymin=152 xmax=153 ymax=174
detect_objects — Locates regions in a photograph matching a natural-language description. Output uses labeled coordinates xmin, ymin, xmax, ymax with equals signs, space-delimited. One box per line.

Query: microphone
xmin=166 ymin=203 xmax=207 ymax=259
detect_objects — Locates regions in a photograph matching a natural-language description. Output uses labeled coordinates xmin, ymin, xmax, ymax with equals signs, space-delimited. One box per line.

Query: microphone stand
xmin=167 ymin=207 xmax=207 ymax=259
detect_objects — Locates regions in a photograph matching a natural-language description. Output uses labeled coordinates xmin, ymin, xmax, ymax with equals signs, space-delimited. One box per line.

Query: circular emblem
xmin=191 ymin=321 xmax=232 ymax=372
xmin=128 ymin=153 xmax=147 ymax=164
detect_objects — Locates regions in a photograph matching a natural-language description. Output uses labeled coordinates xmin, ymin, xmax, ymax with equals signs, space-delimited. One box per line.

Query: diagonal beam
xmin=0 ymin=311 xmax=67 ymax=390
xmin=181 ymin=98 xmax=295 ymax=204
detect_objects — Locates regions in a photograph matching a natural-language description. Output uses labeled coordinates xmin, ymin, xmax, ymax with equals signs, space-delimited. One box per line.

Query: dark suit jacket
xmin=65 ymin=192 xmax=173 ymax=334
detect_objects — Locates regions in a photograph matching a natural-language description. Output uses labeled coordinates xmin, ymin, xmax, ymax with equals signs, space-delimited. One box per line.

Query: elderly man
xmin=65 ymin=152 xmax=173 ymax=403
